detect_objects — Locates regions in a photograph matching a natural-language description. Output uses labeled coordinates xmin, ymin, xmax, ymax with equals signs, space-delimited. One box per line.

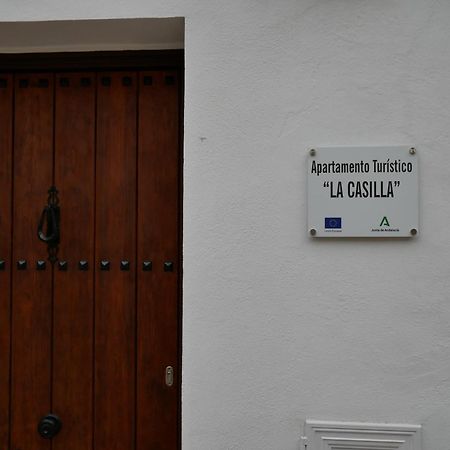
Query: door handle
xmin=38 ymin=414 xmax=62 ymax=439
xmin=37 ymin=186 xmax=60 ymax=263
xmin=37 ymin=205 xmax=59 ymax=244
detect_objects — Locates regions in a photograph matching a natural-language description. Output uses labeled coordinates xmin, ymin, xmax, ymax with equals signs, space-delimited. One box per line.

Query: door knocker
xmin=37 ymin=186 xmax=60 ymax=264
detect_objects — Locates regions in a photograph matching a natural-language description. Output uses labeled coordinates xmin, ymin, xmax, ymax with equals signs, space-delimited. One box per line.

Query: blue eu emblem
xmin=325 ymin=217 xmax=342 ymax=229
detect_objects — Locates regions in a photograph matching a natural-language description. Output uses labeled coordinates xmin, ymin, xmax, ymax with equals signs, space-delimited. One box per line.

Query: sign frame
xmin=307 ymin=146 xmax=419 ymax=238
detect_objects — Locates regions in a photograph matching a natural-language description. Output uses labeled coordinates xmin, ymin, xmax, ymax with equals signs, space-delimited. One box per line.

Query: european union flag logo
xmin=325 ymin=217 xmax=342 ymax=229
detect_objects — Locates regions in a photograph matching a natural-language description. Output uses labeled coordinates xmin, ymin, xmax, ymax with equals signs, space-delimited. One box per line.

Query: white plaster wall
xmin=2 ymin=0 xmax=450 ymax=449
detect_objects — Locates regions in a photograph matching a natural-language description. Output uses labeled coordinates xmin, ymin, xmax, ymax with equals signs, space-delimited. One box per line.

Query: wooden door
xmin=0 ymin=69 xmax=181 ymax=450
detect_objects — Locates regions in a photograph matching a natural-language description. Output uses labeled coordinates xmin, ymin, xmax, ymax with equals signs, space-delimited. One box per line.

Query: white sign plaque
xmin=307 ymin=146 xmax=419 ymax=237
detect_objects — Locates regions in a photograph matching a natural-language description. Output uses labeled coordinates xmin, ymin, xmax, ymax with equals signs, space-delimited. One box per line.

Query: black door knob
xmin=38 ymin=414 xmax=62 ymax=439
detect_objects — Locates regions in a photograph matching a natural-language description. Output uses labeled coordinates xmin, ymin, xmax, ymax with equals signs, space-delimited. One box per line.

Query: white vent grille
xmin=304 ymin=420 xmax=422 ymax=450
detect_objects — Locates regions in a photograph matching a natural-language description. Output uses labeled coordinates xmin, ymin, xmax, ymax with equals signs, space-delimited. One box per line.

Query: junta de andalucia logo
xmin=371 ymin=216 xmax=399 ymax=233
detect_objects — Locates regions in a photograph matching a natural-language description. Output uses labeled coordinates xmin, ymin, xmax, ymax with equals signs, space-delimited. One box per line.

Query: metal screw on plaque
xmin=309 ymin=148 xmax=316 ymax=157
xmin=310 ymin=228 xmax=317 ymax=236
xmin=410 ymin=228 xmax=417 ymax=236
xmin=409 ymin=147 xmax=416 ymax=155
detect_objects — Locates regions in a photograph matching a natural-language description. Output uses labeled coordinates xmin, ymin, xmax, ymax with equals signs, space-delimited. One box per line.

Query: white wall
xmin=2 ymin=0 xmax=450 ymax=448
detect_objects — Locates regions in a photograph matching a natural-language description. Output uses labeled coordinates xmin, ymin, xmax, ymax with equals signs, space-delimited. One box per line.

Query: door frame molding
xmin=0 ymin=49 xmax=183 ymax=72
xmin=0 ymin=49 xmax=184 ymax=449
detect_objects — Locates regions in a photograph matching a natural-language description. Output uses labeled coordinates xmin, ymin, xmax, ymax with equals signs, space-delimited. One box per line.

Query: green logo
xmin=380 ymin=216 xmax=390 ymax=227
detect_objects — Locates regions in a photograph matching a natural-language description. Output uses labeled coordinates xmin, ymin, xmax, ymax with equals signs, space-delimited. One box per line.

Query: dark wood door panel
xmin=137 ymin=71 xmax=180 ymax=450
xmin=95 ymin=72 xmax=137 ymax=450
xmin=11 ymin=73 xmax=54 ymax=450
xmin=0 ymin=73 xmax=13 ymax=450
xmin=4 ymin=64 xmax=181 ymax=450
xmin=53 ymin=72 xmax=96 ymax=450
